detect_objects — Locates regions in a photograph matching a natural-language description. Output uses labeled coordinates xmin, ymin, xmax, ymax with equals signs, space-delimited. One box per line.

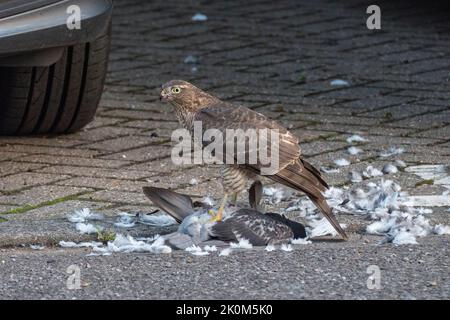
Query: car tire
xmin=0 ymin=28 xmax=110 ymax=135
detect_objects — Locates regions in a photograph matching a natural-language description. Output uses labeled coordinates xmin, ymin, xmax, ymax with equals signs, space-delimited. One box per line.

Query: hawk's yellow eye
xmin=172 ymin=87 xmax=181 ymax=94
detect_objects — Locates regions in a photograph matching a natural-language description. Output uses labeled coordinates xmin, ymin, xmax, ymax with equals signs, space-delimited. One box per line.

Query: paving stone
xmin=413 ymin=125 xmax=450 ymax=140
xmin=0 ymin=173 xmax=71 ymax=193
xmin=0 ymin=144 xmax=101 ymax=158
xmin=99 ymin=145 xmax=172 ymax=162
xmin=55 ymin=177 xmax=150 ymax=193
xmin=0 ymin=162 xmax=47 ymax=178
xmin=34 ymin=165 xmax=156 ymax=180
xmin=0 ymin=151 xmax=26 ymax=161
xmin=78 ymin=135 xmax=153 ymax=152
xmin=0 ymin=185 xmax=93 ymax=208
xmin=64 ymin=126 xmax=143 ymax=142
xmin=0 ymin=200 xmax=109 ymax=221
xmin=0 ymin=137 xmax=85 ymax=147
xmin=0 ymin=205 xmax=18 ymax=214
xmin=79 ymin=190 xmax=150 ymax=206
xmin=15 ymin=155 xmax=131 ymax=169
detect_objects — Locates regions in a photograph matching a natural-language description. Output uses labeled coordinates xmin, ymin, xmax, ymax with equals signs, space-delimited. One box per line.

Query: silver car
xmin=0 ymin=0 xmax=113 ymax=135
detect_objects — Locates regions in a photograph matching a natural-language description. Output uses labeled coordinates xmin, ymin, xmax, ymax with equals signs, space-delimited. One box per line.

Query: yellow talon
xmin=209 ymin=193 xmax=228 ymax=222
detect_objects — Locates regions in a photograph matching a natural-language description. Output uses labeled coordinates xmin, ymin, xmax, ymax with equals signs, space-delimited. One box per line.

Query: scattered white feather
xmin=330 ymin=179 xmax=448 ymax=245
xmin=330 ymin=79 xmax=349 ymax=86
xmin=362 ymin=165 xmax=384 ymax=178
xmin=75 ymin=223 xmax=99 ymax=234
xmin=324 ymin=187 xmax=345 ymax=200
xmin=68 ymin=208 xmax=103 ymax=223
xmin=202 ymin=196 xmax=215 ymax=206
xmin=189 ymin=178 xmax=198 ymax=185
xmin=230 ymin=238 xmax=253 ymax=249
xmin=185 ymin=245 xmax=202 ymax=252
xmin=191 ymin=250 xmax=210 ymax=256
xmin=406 ymin=165 xmax=447 ymax=183
xmin=191 ymin=13 xmax=207 ymax=21
xmin=93 ymin=234 xmax=171 ymax=255
xmin=291 ymin=238 xmax=311 ymax=245
xmin=203 ymin=245 xmax=217 ymax=252
xmin=263 ymin=186 xmax=292 ymax=204
xmin=405 ymin=195 xmax=450 ymax=207
xmin=334 ymin=158 xmax=350 ymax=167
xmin=281 ymin=243 xmax=293 ymax=251
xmin=366 ymin=219 xmax=396 ymax=235
xmin=138 ymin=213 xmax=177 ymax=226
xmin=59 ymin=241 xmax=103 ymax=248
xmin=186 ymin=245 xmax=209 ymax=256
xmin=114 ymin=212 xmax=135 ymax=228
xmin=184 ymin=55 xmax=198 ymax=64
xmin=219 ymin=248 xmax=232 ymax=256
xmin=391 ymin=230 xmax=418 ymax=245
xmin=346 ymin=135 xmax=367 ymax=143
xmin=30 ymin=244 xmax=45 ymax=250
xmin=395 ymin=159 xmax=407 ymax=168
xmin=382 ymin=164 xmax=398 ymax=174
xmin=265 ymin=244 xmax=276 ymax=251
xmin=380 ymin=146 xmax=404 ymax=158
xmin=349 ymin=171 xmax=363 ymax=182
xmin=347 ymin=146 xmax=362 ymax=155
xmin=308 ymin=217 xmax=344 ymax=237
xmin=433 ymin=224 xmax=450 ymax=235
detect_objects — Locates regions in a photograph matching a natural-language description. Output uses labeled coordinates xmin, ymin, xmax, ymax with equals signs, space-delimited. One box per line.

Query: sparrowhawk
xmin=160 ymin=79 xmax=347 ymax=240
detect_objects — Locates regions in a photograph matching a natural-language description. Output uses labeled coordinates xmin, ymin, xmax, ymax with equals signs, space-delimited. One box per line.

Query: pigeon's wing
xmin=194 ymin=102 xmax=300 ymax=173
xmin=142 ymin=187 xmax=194 ymax=223
xmin=210 ymin=209 xmax=293 ymax=246
xmin=210 ymin=221 xmax=269 ymax=246
xmin=265 ymin=213 xmax=307 ymax=239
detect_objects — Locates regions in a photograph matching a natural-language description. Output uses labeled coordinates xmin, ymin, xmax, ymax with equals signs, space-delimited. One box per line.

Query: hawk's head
xmin=160 ymin=80 xmax=218 ymax=111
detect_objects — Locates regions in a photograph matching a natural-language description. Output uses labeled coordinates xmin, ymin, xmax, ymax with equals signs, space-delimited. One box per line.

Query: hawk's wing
xmin=194 ymin=102 xmax=300 ymax=173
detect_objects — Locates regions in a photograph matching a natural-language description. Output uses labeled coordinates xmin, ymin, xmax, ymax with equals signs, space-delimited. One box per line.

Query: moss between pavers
xmin=97 ymin=230 xmax=116 ymax=242
xmin=415 ymin=179 xmax=434 ymax=187
xmin=0 ymin=191 xmax=93 ymax=215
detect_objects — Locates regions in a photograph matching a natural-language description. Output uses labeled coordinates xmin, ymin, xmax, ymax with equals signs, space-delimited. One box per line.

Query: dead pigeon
xmin=142 ymin=182 xmax=306 ymax=249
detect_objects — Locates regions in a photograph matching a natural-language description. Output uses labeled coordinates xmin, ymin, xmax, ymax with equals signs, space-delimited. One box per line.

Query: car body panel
xmin=0 ymin=0 xmax=112 ymax=57
xmin=0 ymin=0 xmax=60 ymax=19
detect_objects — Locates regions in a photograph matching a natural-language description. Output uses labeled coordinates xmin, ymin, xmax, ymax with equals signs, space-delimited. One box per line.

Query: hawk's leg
xmin=231 ymin=192 xmax=238 ymax=205
xmin=210 ymin=193 xmax=228 ymax=222
xmin=220 ymin=165 xmax=252 ymax=205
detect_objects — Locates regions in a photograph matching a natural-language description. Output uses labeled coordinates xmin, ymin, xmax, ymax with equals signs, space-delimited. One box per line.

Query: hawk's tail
xmin=269 ymin=161 xmax=348 ymax=240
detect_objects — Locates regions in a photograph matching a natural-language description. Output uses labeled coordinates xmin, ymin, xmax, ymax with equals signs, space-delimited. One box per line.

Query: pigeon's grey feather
xmin=142 ymin=186 xmax=194 ymax=223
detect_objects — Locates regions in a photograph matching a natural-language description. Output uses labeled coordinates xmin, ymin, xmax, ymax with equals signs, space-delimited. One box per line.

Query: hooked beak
xmin=160 ymin=88 xmax=169 ymax=101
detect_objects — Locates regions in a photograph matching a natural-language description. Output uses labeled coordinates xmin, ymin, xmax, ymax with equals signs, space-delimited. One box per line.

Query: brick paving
xmin=1 ymin=0 xmax=448 ymax=219
xmin=0 ymin=0 xmax=449 ymax=299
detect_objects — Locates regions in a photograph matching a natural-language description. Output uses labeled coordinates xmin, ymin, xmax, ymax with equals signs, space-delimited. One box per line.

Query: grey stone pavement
xmin=0 ymin=0 xmax=449 ymax=299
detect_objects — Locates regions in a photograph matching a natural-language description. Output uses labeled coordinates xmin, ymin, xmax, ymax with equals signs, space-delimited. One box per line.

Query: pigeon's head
xmin=160 ymin=80 xmax=218 ymax=111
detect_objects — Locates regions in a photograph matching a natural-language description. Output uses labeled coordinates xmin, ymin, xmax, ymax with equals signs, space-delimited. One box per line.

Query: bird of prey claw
xmin=160 ymin=80 xmax=348 ymax=240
